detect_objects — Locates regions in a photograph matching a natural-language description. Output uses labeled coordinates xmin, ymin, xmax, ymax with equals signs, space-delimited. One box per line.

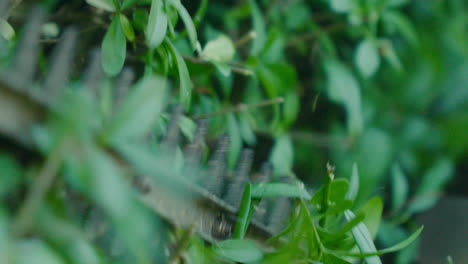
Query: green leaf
xmin=355 ymin=39 xmax=380 ymax=77
xmin=383 ymin=11 xmax=418 ymax=46
xmin=201 ymin=34 xmax=236 ymax=62
xmin=164 ymin=39 xmax=192 ymax=107
xmin=344 ymin=210 xmax=382 ymax=264
xmin=178 ymin=115 xmax=197 ymax=141
xmin=391 ymin=164 xmax=408 ymax=212
xmin=15 ymin=240 xmax=65 ymax=264
xmin=86 ymin=0 xmax=116 ymax=12
xmin=133 ymin=9 xmax=149 ymax=32
xmin=233 ymin=184 xmax=252 ymax=239
xmin=380 ymin=39 xmax=403 ymax=71
xmin=121 ymin=0 xmax=139 ymax=10
xmin=358 ymin=196 xmax=383 ymax=239
xmin=251 ymin=183 xmax=311 ymax=199
xmin=227 ymin=113 xmax=242 ymax=168
xmin=323 ymin=252 xmax=352 ymax=264
xmin=213 ymin=239 xmax=263 ymax=263
xmin=102 ymin=15 xmax=126 ymax=76
xmin=0 ymin=20 xmax=15 ymax=41
xmin=103 ymin=76 xmax=168 ymax=143
xmin=119 ymin=14 xmax=135 ymax=42
xmin=407 ymin=158 xmax=454 ymax=214
xmin=345 ymin=226 xmax=423 ymax=257
xmin=329 ymin=0 xmax=353 ymax=13
xmin=283 ymin=91 xmax=299 ymax=127
xmin=346 ymin=163 xmax=359 ymax=201
xmin=324 ymin=60 xmax=363 ymax=135
xmin=146 ymin=0 xmax=168 ymax=48
xmin=269 ymin=134 xmax=294 ymax=177
xmin=249 ymin=0 xmax=266 ymax=55
xmin=168 ymin=0 xmax=198 ymax=51
xmin=239 ymin=112 xmax=256 ymax=145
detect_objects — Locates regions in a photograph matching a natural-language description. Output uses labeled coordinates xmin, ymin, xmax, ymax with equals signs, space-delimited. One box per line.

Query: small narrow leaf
xmin=251 ymin=183 xmax=311 ymax=199
xmin=164 ymin=39 xmax=192 ymax=107
xmin=233 ymin=184 xmax=252 ymax=239
xmin=119 ymin=14 xmax=135 ymax=42
xmin=269 ymin=135 xmax=294 ymax=177
xmin=344 ymin=210 xmax=383 ymax=264
xmin=168 ymin=0 xmax=198 ymax=51
xmin=146 ymin=0 xmax=168 ymax=48
xmin=213 ymin=239 xmax=263 ymax=263
xmin=358 ymin=196 xmax=383 ymax=239
xmin=346 ymin=163 xmax=359 ymax=201
xmin=391 ymin=164 xmax=408 ymax=212
xmin=249 ymin=0 xmax=266 ymax=55
xmin=102 ymin=16 xmax=126 ymax=76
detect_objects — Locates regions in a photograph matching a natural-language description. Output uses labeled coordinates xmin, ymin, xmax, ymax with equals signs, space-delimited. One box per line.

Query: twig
xmin=12 ymin=141 xmax=67 ymax=236
xmin=234 ymin=31 xmax=256 ymax=47
xmin=191 ymin=97 xmax=284 ymax=120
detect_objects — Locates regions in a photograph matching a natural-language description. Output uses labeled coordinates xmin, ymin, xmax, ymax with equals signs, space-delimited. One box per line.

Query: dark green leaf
xmin=233 ymin=184 xmax=252 ymax=239
xmin=391 ymin=164 xmax=408 ymax=212
xmin=102 ymin=15 xmax=126 ymax=76
xmin=164 ymin=39 xmax=192 ymax=107
xmin=168 ymin=0 xmax=198 ymax=51
xmin=121 ymin=0 xmax=139 ymax=10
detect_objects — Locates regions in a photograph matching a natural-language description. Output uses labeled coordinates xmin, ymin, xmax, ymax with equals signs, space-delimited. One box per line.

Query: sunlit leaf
xmin=202 ymin=34 xmax=236 ymax=62
xmin=86 ymin=0 xmax=116 ymax=12
xmin=102 ymin=15 xmax=126 ymax=76
xmin=0 ymin=20 xmax=15 ymax=41
xmin=146 ymin=0 xmax=168 ymax=48
xmin=213 ymin=239 xmax=263 ymax=263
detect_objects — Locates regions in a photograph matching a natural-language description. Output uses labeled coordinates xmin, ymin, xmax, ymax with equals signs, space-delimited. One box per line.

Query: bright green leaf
xmin=119 ymin=14 xmax=135 ymax=42
xmin=102 ymin=16 xmax=126 ymax=76
xmin=330 ymin=0 xmax=353 ymax=13
xmin=213 ymin=239 xmax=263 ymax=263
xmin=233 ymin=184 xmax=252 ymax=239
xmin=251 ymin=182 xmax=311 ymax=199
xmin=0 ymin=20 xmax=15 ymax=41
xmin=15 ymin=240 xmax=65 ymax=264
xmin=146 ymin=0 xmax=168 ymax=48
xmin=346 ymin=163 xmax=359 ymax=201
xmin=202 ymin=34 xmax=236 ymax=62
xmin=86 ymin=0 xmax=116 ymax=12
xmin=355 ymin=39 xmax=381 ymax=77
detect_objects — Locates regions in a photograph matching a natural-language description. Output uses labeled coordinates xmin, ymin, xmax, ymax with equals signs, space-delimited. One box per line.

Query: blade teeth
xmin=223 ymin=149 xmax=254 ymax=208
xmin=205 ymin=135 xmax=229 ymax=196
xmin=161 ymin=104 xmax=184 ymax=149
xmin=43 ymin=27 xmax=78 ymax=98
xmin=11 ymin=6 xmax=45 ymax=87
xmin=114 ymin=67 xmax=134 ymax=106
xmin=83 ymin=48 xmax=103 ymax=96
xmin=184 ymin=119 xmax=208 ymax=167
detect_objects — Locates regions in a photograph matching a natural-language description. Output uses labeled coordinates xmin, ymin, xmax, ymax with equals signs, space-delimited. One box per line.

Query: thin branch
xmin=191 ymin=97 xmax=284 ymax=120
xmin=182 ymin=55 xmax=253 ymax=76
